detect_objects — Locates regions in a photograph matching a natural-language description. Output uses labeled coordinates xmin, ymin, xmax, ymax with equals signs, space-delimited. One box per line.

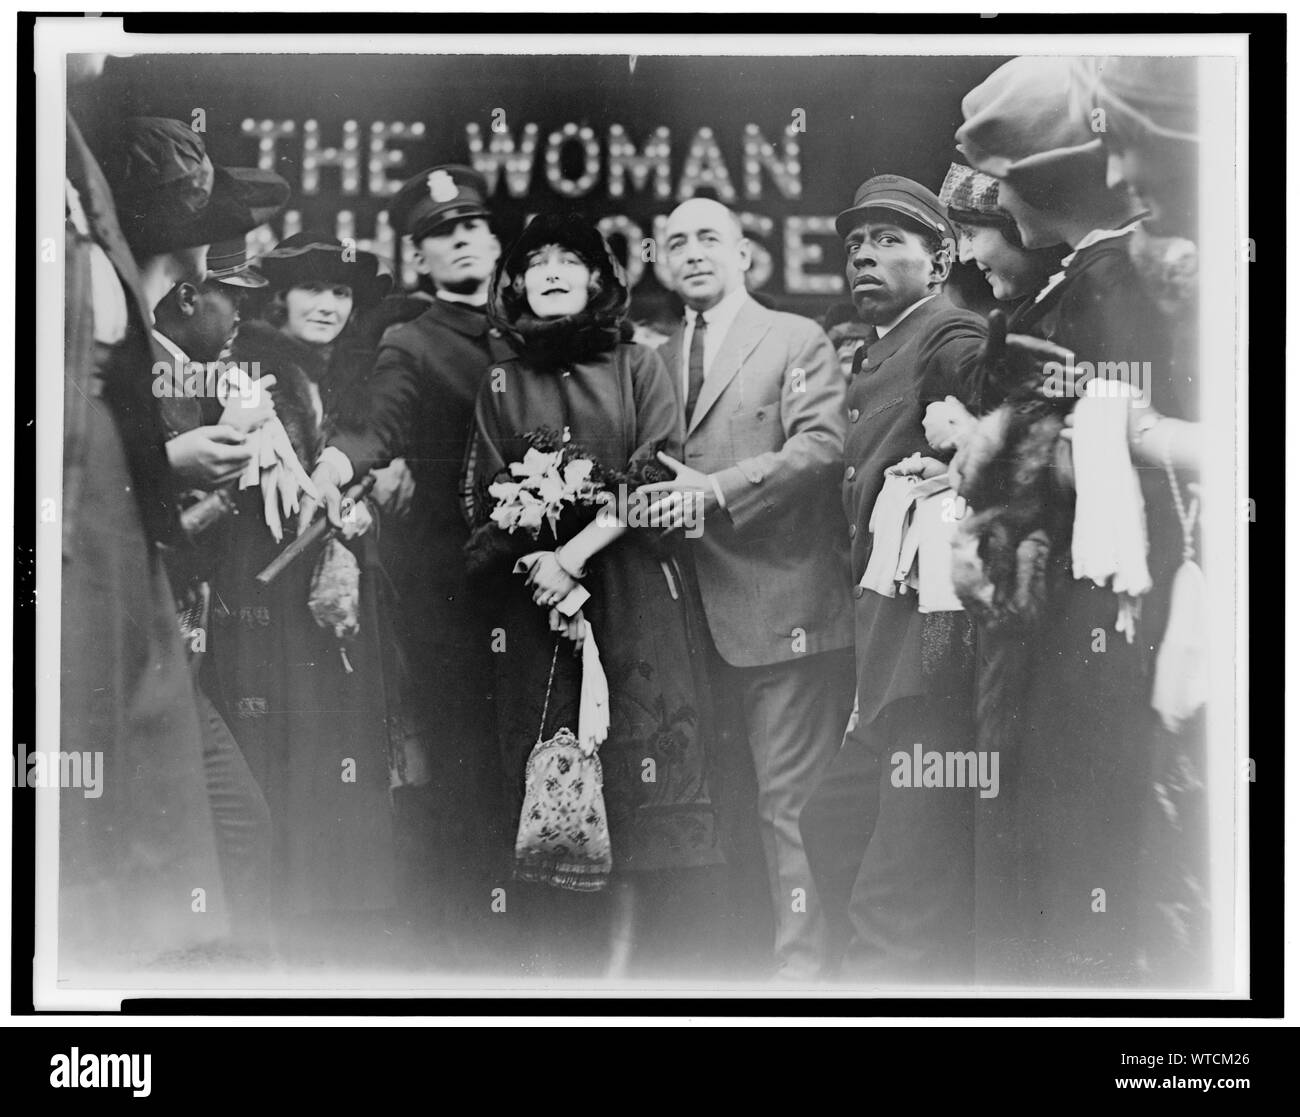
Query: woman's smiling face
xmin=960 ymin=223 xmax=1044 ymax=302
xmin=522 ymin=244 xmax=592 ymax=319
xmin=283 ymin=282 xmax=354 ymax=345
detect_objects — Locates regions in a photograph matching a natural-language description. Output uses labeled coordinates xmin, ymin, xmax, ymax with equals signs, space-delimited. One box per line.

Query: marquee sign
xmin=240 ymin=116 xmax=845 ymax=303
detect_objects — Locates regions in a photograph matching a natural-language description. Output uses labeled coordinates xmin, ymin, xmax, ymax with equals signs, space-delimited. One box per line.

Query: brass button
xmin=849 ymin=408 xmax=860 ymax=422
xmin=845 ymin=466 xmax=856 ymax=481
xmin=848 ymin=524 xmax=857 ymax=537
xmin=853 ymin=585 xmax=865 ymax=599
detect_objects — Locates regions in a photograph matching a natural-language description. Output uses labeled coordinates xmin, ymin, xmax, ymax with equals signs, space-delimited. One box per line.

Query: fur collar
xmin=230 ymin=319 xmax=379 ymax=470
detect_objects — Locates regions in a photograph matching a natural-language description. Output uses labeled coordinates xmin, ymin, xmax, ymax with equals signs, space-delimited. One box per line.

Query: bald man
xmin=644 ymin=198 xmax=854 ymax=980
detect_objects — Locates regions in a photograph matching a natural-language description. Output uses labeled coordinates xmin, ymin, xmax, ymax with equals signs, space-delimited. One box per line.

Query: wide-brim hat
xmin=389 ymin=164 xmax=492 ymax=242
xmin=107 ymin=117 xmax=290 ymax=257
xmin=255 ymin=231 xmax=393 ymax=308
xmin=835 ymin=174 xmax=953 ymax=242
xmin=956 ymin=57 xmax=1106 ymax=183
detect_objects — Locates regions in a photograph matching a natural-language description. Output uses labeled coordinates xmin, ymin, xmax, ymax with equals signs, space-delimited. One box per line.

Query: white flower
xmin=510 ymin=447 xmax=561 ymax=480
xmin=516 ymin=495 xmax=546 ymax=533
xmin=532 ymin=468 xmax=566 ymax=506
xmin=563 ymin=459 xmax=595 ymax=491
xmin=489 ymin=502 xmax=521 ymax=531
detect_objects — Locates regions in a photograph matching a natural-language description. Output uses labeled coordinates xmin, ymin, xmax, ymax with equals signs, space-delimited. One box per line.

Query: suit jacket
xmin=841 ymin=292 xmax=986 ymax=726
xmin=662 ymin=295 xmax=853 ymax=668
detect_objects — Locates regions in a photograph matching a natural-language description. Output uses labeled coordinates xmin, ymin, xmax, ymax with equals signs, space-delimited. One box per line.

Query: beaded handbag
xmin=513 ymin=641 xmax=612 ymax=892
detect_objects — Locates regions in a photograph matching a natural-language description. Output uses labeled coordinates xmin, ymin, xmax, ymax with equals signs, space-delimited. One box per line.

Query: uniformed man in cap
xmin=302 ymin=165 xmax=506 ymax=955
xmin=798 ymin=174 xmax=987 ymax=983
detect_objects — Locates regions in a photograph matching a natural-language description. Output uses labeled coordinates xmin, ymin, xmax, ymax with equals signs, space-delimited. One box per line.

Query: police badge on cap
xmin=389 ymin=164 xmax=492 ymax=242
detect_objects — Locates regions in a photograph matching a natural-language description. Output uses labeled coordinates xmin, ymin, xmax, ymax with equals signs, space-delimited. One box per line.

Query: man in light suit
xmin=643 ymin=197 xmax=855 ymax=980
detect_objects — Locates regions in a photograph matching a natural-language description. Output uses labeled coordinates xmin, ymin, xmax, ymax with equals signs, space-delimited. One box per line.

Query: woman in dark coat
xmin=954 ymin=57 xmax=1190 ymax=986
xmin=205 ymin=232 xmax=399 ymax=938
xmin=464 ymin=214 xmax=722 ymax=976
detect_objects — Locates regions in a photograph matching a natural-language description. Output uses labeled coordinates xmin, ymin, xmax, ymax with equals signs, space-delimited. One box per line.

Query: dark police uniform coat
xmin=329 ymin=296 xmax=505 ymax=923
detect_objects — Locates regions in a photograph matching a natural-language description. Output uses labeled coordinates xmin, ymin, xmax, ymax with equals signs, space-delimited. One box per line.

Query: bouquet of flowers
xmin=467 ymin=426 xmax=671 ymax=578
xmin=485 ymin=427 xmax=609 ymax=541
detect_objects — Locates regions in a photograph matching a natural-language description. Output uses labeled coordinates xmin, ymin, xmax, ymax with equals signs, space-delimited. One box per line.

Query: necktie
xmin=850 ymin=328 xmax=880 ymax=376
xmin=685 ymin=311 xmax=707 ymax=420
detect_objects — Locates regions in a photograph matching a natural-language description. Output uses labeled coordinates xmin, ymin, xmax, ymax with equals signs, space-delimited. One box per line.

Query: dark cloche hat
xmin=835 ymin=174 xmax=954 ymax=242
xmin=255 ymin=231 xmax=393 ymax=308
xmin=389 ymin=164 xmax=492 ymax=242
xmin=489 ymin=212 xmax=631 ymax=349
xmin=956 ymin=57 xmax=1105 ymax=183
xmin=103 ymin=117 xmax=290 ymax=257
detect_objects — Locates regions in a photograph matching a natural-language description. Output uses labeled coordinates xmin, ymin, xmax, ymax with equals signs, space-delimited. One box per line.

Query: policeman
xmin=307 ymin=165 xmax=508 ymax=954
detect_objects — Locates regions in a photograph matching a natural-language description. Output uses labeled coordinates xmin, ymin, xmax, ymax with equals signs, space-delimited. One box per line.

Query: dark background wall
xmin=71 ymin=52 xmax=1010 ymax=324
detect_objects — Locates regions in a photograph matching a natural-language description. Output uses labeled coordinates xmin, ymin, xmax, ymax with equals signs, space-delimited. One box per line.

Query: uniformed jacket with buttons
xmin=330 ymin=296 xmax=501 ymax=616
xmin=661 ymin=294 xmax=853 ymax=668
xmin=842 ymin=291 xmax=986 ymax=724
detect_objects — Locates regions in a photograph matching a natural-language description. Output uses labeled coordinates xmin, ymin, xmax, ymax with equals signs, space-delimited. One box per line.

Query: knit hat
xmin=938 ymin=163 xmax=1014 ymax=228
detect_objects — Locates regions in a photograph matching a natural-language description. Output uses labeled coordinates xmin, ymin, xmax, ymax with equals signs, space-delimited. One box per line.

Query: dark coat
xmin=464 ymin=303 xmax=723 ymax=874
xmin=207 ymin=319 xmax=397 ymax=917
xmin=841 ymin=293 xmax=987 ymax=726
xmin=976 ymin=230 xmax=1179 ymax=984
xmin=336 ymin=297 xmax=507 ymax=918
xmin=61 ymin=114 xmax=229 ymax=962
xmin=351 ymin=298 xmax=499 ymax=626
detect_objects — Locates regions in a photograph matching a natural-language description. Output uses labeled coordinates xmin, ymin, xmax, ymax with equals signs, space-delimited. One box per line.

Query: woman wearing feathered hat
xmin=206 ymin=231 xmax=402 ymax=937
xmin=463 ymin=213 xmax=722 ymax=977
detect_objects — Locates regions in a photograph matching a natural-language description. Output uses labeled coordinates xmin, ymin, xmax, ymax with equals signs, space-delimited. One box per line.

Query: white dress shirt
xmin=876 ymin=292 xmax=937 ymax=339
xmin=435 ymin=288 xmax=489 ymax=308
xmin=151 ymin=329 xmax=212 ymax=401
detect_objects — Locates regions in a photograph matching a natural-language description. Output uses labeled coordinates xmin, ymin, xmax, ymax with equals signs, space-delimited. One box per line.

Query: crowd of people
xmin=60 ymin=53 xmax=1207 ymax=987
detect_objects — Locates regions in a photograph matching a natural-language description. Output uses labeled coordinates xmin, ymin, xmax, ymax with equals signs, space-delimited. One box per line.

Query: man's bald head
xmin=667 ymin=197 xmax=745 ymax=241
xmin=664 ymin=197 xmax=752 ymax=311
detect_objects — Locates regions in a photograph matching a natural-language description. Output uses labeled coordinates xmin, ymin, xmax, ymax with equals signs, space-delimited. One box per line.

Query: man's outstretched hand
xmin=636 ymin=451 xmax=718 ymax=529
